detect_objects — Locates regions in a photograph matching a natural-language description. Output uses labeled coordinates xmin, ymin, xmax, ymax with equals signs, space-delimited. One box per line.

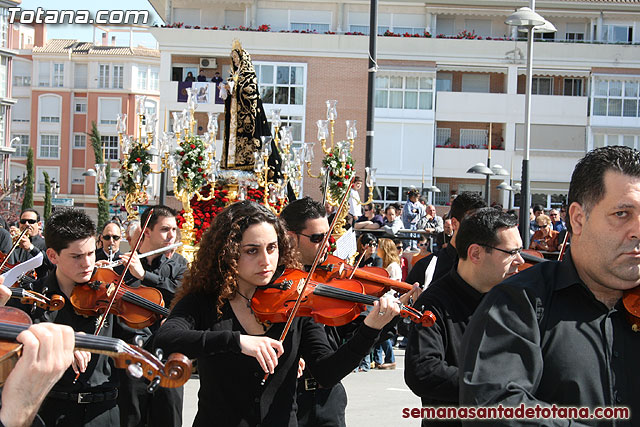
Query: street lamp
xmin=505 ymin=4 xmax=556 ymax=248
xmin=50 ymin=178 xmax=60 ymax=199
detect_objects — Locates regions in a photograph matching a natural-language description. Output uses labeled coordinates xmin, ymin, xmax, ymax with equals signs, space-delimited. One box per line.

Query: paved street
xmin=182 ymin=349 xmax=421 ymax=426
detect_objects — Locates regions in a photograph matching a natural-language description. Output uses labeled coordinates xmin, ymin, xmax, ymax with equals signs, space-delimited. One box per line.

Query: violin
xmin=315 ymin=254 xmax=414 ymax=297
xmin=0 ymin=306 xmax=191 ymax=391
xmin=251 ymin=269 xmax=436 ymax=328
xmin=70 ymin=268 xmax=169 ymax=329
xmin=10 ymin=287 xmax=64 ymax=311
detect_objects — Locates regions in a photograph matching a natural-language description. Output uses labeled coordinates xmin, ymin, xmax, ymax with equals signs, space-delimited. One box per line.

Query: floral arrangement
xmin=120 ymin=140 xmax=151 ymax=194
xmin=174 ymin=135 xmax=209 ymax=194
xmin=177 ymin=184 xmax=266 ymax=245
xmin=321 ymin=146 xmax=354 ymax=202
xmin=383 ymin=30 xmax=431 ymax=38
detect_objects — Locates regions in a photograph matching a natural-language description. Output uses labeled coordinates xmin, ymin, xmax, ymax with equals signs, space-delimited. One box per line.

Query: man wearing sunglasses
xmin=405 ymin=208 xmax=523 ymax=426
xmin=10 ymin=209 xmax=49 ymax=279
xmin=95 ymin=221 xmax=124 ymax=275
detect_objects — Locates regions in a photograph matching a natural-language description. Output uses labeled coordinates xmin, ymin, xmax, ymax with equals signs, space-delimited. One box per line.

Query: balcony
xmin=434 ymin=147 xmax=510 ymax=179
xmin=436 ymin=92 xmax=588 ymax=126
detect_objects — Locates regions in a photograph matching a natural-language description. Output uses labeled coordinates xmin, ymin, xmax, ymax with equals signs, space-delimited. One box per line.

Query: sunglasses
xmin=20 ymin=219 xmax=37 ymax=225
xmin=102 ymin=235 xmax=121 ymax=241
xmin=396 ymin=246 xmax=403 ymax=250
xmin=297 ymin=232 xmax=326 ymax=244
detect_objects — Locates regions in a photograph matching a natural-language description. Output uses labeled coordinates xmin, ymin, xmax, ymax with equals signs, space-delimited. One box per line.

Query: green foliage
xmin=174 ymin=135 xmax=209 ymax=194
xmin=321 ymin=146 xmax=354 ymax=202
xmin=43 ymin=171 xmax=51 ymax=220
xmin=119 ymin=140 xmax=151 ymax=194
xmin=90 ymin=121 xmax=110 ymax=231
xmin=21 ymin=147 xmax=34 ymax=211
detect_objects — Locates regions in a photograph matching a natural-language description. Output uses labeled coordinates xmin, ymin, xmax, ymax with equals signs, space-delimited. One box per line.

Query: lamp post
xmin=505 ymin=4 xmax=555 ymax=248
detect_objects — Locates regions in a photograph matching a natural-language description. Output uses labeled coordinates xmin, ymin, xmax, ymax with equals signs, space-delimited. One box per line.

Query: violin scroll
xmin=399 ymin=305 xmax=436 ymax=328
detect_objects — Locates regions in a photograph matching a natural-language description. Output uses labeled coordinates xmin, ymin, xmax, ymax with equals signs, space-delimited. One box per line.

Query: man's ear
xmin=451 ymin=217 xmax=460 ymax=231
xmin=286 ymin=230 xmax=298 ymax=248
xmin=568 ymin=202 xmax=584 ymax=236
xmin=467 ymin=244 xmax=482 ymax=264
xmin=46 ymin=247 xmax=58 ymax=265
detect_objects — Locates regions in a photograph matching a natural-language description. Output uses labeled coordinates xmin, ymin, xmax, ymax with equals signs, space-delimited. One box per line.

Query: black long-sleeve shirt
xmin=459 ymin=253 xmax=640 ymax=426
xmin=126 ymin=253 xmax=186 ymax=309
xmin=154 ymin=292 xmax=380 ymax=426
xmin=405 ymin=268 xmax=483 ymax=418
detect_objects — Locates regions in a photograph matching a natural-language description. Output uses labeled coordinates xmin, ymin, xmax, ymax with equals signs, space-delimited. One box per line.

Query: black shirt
xmin=460 ymin=253 xmax=640 ymax=426
xmin=9 ymin=234 xmax=50 ymax=280
xmin=359 ymin=254 xmax=383 ymax=268
xmin=126 ymin=253 xmax=187 ymax=309
xmin=407 ymin=243 xmax=457 ymax=287
xmin=154 ymin=292 xmax=380 ymax=427
xmin=405 ymin=269 xmax=483 ymax=414
xmin=10 ymin=270 xmax=141 ymax=393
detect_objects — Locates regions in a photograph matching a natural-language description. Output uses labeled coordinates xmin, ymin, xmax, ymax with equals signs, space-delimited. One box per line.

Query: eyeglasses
xmin=20 ymin=219 xmax=37 ymax=225
xmin=549 ymin=213 xmax=559 ymax=217
xmin=102 ymin=235 xmax=121 ymax=241
xmin=297 ymin=232 xmax=326 ymax=244
xmin=478 ymin=244 xmax=523 ymax=257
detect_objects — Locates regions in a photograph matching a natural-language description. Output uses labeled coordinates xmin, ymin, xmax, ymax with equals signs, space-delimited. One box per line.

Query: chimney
xmin=33 ymin=23 xmax=46 ymax=48
xmin=111 ymin=36 xmax=116 ymax=46
xmin=101 ymin=33 xmax=107 ymax=46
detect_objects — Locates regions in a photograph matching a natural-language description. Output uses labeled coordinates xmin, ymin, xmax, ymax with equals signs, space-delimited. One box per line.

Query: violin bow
xmin=73 ymin=209 xmax=154 ymax=384
xmin=0 ymin=227 xmax=30 ymax=275
xmin=557 ymin=230 xmax=570 ymax=261
xmin=348 ymin=248 xmax=370 ymax=280
xmin=261 ymin=176 xmax=355 ymax=385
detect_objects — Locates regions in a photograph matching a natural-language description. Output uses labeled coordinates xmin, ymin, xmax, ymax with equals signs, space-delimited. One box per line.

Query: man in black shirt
xmin=12 ymin=208 xmax=142 ymax=426
xmin=460 ymin=146 xmax=640 ymax=426
xmin=10 ymin=208 xmax=50 ymax=279
xmin=280 ymin=197 xmax=349 ymax=427
xmin=117 ymin=206 xmax=187 ymax=427
xmin=405 ymin=208 xmax=523 ymax=426
xmin=407 ymin=193 xmax=486 ymax=287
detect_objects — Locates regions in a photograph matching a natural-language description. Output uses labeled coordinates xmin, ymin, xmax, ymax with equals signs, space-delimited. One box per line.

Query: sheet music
xmin=1 ymin=252 xmax=43 ymax=287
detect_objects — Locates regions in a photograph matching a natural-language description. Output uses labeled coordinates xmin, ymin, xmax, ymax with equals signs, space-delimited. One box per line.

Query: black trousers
xmin=39 ymin=397 xmax=119 ymax=427
xmin=296 ymin=381 xmax=347 ymax=427
xmin=118 ymin=371 xmax=184 ymax=427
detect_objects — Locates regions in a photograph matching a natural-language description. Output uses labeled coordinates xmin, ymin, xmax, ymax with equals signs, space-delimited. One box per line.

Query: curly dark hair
xmin=45 ymin=209 xmax=96 ymax=253
xmin=172 ymin=201 xmax=299 ymax=316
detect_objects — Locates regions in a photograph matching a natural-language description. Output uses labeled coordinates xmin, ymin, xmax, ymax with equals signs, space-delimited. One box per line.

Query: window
xmin=36 ymin=167 xmax=59 ymax=193
xmin=38 ymin=61 xmax=50 ymax=87
xmin=137 ymin=68 xmax=147 ymax=90
xmin=290 ymin=23 xmax=330 ymax=33
xmin=13 ymin=60 xmax=31 ymax=87
xmin=75 ymin=99 xmax=87 ymax=113
xmin=11 ymin=100 xmax=29 ymax=122
xmin=113 ymin=65 xmax=124 ymax=89
xmin=11 ymin=135 xmax=29 ymax=157
xmin=53 ymin=63 xmax=64 ymax=87
xmin=149 ymin=69 xmax=159 ymax=91
xmin=563 ymin=78 xmax=583 ymax=96
xmin=74 ymin=64 xmax=88 ymax=88
xmin=436 ymin=128 xmax=451 ymax=146
xmin=533 ymin=32 xmax=555 ymax=41
xmin=101 ymin=135 xmax=119 ymax=160
xmin=99 ymin=98 xmax=121 ymax=125
xmin=594 ymin=133 xmax=640 ymax=150
xmin=99 ymin=65 xmax=110 ymax=88
xmin=375 ymin=75 xmax=433 ymax=110
xmin=436 ymin=17 xmax=455 ymax=36
xmin=461 ymin=74 xmax=490 ymax=93
xmin=255 ymin=64 xmax=305 ymax=105
xmin=436 ymin=73 xmax=453 ymax=92
xmin=39 ymin=135 xmax=59 ymax=159
xmin=532 ymin=77 xmax=553 ymax=95
xmin=39 ymin=96 xmax=61 ymax=123
xmin=372 ymin=185 xmax=400 ymax=205
xmin=593 ymin=79 xmax=639 ymax=117
xmin=225 ymin=10 xmax=244 ymax=27
xmin=71 ymin=168 xmax=85 ymax=185
xmin=73 ymin=134 xmax=86 ymax=149
xmin=603 ymin=25 xmax=632 ymax=43
xmin=464 ymin=19 xmax=491 ymax=38
xmin=460 ymin=129 xmax=488 ymax=148
xmin=432 ymin=182 xmax=450 ymax=206
xmin=13 ymin=75 xmax=31 ymax=86
xmin=0 ymin=8 xmax=8 ymax=49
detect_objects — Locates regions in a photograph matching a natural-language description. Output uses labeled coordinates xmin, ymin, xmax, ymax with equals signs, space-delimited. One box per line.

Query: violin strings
xmin=313 ymin=284 xmax=379 ymax=305
xmin=121 ymin=291 xmax=170 ymax=316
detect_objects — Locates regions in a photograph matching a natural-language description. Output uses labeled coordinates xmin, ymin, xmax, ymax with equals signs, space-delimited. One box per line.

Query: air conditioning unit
xmin=200 ymin=58 xmax=217 ymax=69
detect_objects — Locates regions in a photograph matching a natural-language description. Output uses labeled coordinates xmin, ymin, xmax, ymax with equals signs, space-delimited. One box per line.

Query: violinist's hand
xmin=18 ymin=231 xmax=33 ymax=251
xmin=239 ymin=335 xmax=284 ymax=374
xmin=119 ymin=251 xmax=145 ymax=280
xmin=1 ymin=323 xmax=74 ymax=427
xmin=95 ymin=260 xmax=110 ymax=267
xmin=0 ymin=280 xmax=10 ymax=306
xmin=363 ymin=296 xmax=400 ymax=330
xmin=297 ymin=358 xmax=306 ymax=378
xmin=71 ymin=333 xmax=91 ymax=374
xmin=398 ymin=283 xmax=422 ymax=307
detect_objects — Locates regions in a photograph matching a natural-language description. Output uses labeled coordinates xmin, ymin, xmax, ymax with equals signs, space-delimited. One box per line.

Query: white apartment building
xmin=144 ymin=0 xmax=640 ymax=210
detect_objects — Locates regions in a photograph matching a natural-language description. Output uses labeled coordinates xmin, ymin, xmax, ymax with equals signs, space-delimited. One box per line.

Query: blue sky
xmin=18 ymin=0 xmax=163 ymax=48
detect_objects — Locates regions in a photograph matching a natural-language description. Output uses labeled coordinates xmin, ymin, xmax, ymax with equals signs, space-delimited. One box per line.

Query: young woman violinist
xmin=155 ymin=201 xmax=400 ymax=426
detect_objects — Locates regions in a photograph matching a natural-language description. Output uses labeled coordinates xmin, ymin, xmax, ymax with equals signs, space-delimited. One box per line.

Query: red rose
xmin=183 ymin=172 xmax=188 ymax=177
xmin=329 ymin=171 xmax=334 ymax=177
xmin=221 ymin=198 xmax=229 ymax=203
xmin=202 ymin=173 xmax=207 ymax=178
xmin=337 ymin=182 xmax=343 ymax=187
xmin=184 ymin=160 xmax=189 ymax=165
xmin=180 ymin=151 xmax=185 ymax=156
xmin=136 ymin=157 xmax=141 ymax=162
xmin=198 ymin=167 xmax=203 ymax=172
xmin=198 ymin=156 xmax=203 ymax=160
xmin=190 ymin=144 xmax=196 ymax=149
